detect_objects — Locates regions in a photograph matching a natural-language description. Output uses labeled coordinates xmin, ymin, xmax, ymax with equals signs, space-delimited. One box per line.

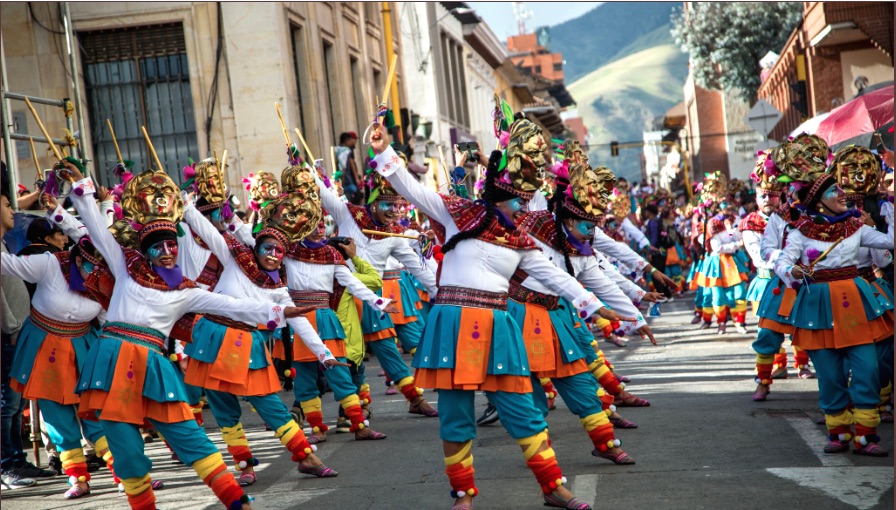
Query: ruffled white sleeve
xmin=519 ymin=250 xmax=604 ymax=319
xmin=47 ymin=205 xmax=88 ymax=241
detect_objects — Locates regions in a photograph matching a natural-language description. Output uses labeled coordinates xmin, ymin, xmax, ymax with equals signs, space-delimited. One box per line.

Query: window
xmin=535 ymin=65 xmax=542 ymax=74
xmin=322 ymin=40 xmax=339 ymax=146
xmin=553 ymin=63 xmax=563 ymax=72
xmin=81 ymin=23 xmax=198 ymax=185
xmin=291 ymin=25 xmax=309 ymax=135
xmin=438 ymin=33 xmax=469 ymax=128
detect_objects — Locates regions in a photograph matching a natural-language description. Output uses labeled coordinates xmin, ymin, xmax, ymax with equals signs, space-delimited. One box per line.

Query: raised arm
xmin=334 ymin=264 xmax=391 ymax=309
xmin=48 ymin=204 xmax=89 ymax=241
xmin=592 ymin=229 xmax=649 ymax=272
xmin=859 ymin=222 xmax=894 ymax=250
xmin=182 ymin=201 xmax=233 ymax=264
xmin=370 ymin=144 xmax=455 ymax=228
xmin=0 ymin=251 xmax=53 ymax=283
xmin=70 ymin=175 xmax=126 ymax=276
xmin=182 ymin=287 xmax=287 ymax=328
xmin=314 ymin=173 xmax=353 ymax=232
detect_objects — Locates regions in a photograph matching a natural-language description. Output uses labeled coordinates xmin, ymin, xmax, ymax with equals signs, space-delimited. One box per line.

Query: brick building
xmin=683 ymin=75 xmax=730 ymax=180
xmin=506 ymin=33 xmax=564 ymax=81
xmin=757 ymin=2 xmax=894 ymax=141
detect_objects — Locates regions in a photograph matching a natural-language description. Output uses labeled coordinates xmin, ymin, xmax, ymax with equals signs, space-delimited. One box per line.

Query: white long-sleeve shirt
xmin=620 ymin=217 xmax=649 ymax=250
xmin=774 ymin=221 xmax=894 ymax=282
xmin=315 ymin=173 xmax=438 ymax=296
xmin=183 ymin=204 xmax=333 ymax=363
xmin=47 ymin=199 xmax=115 ymax=241
xmin=370 ymin=146 xmax=603 ymax=317
xmin=742 ymin=212 xmax=771 ymax=270
xmin=1 ymin=251 xmax=105 ymax=324
xmin=71 ymin=176 xmax=287 ymax=339
xmin=709 ymin=227 xmax=742 ymax=254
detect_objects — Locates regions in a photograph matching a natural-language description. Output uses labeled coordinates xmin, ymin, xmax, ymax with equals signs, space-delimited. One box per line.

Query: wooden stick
xmin=141 ymin=125 xmax=164 ymax=172
xmin=362 ymin=229 xmax=419 ymax=239
xmin=23 ymin=97 xmax=63 ymax=161
xmin=106 ymin=119 xmax=124 ymax=165
xmin=437 ymin=145 xmax=452 ymax=186
xmin=220 ymin=149 xmax=228 ymax=172
xmin=808 ymin=236 xmax=845 ymax=270
xmin=294 ymin=128 xmax=315 ymax=162
xmin=274 ymin=102 xmax=291 ymax=146
xmin=330 ymin=146 xmax=337 ymax=175
xmin=28 ymin=137 xmax=41 ymax=175
xmin=213 ymin=150 xmax=219 ymax=170
xmin=380 ymin=55 xmax=398 ymax=107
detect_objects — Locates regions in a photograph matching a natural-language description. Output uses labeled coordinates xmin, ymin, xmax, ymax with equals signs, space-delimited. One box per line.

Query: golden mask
xmin=109 ymin=219 xmax=139 ymax=250
xmin=195 ymin=158 xmax=227 ymax=204
xmin=831 ymin=146 xmax=881 ymax=198
xmin=568 ymin=163 xmax=605 ymax=217
xmin=611 ymin=190 xmax=631 ymax=219
xmin=281 ymin=165 xmax=320 ymax=200
xmin=562 ymin=139 xmax=588 ymax=166
xmin=250 ymin=171 xmax=281 ymax=203
xmin=260 ymin=191 xmax=322 ymax=241
xmin=776 ymin=133 xmax=830 ymax=183
xmin=591 ymin=165 xmax=617 ymax=205
xmin=752 ymin=150 xmax=785 ymax=192
xmin=505 ymin=119 xmax=547 ymax=192
xmin=121 ymin=170 xmax=184 ymax=225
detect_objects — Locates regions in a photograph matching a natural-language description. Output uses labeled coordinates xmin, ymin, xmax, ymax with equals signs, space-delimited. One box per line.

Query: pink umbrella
xmin=815 ymin=86 xmax=894 ymax=146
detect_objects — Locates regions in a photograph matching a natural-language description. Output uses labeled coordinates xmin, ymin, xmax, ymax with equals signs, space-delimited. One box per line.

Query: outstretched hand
xmin=598 ymin=307 xmax=637 ymax=323
xmin=323 ymin=359 xmax=351 ymax=368
xmin=637 ymin=325 xmax=657 ymax=345
xmin=383 ymin=303 xmax=400 ymax=314
xmin=57 ymin=160 xmax=84 ymax=182
xmin=370 ymin=123 xmax=390 ymax=155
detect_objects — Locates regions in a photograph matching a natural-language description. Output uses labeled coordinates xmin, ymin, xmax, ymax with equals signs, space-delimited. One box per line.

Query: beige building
xmin=2 ymin=1 xmax=404 ymax=204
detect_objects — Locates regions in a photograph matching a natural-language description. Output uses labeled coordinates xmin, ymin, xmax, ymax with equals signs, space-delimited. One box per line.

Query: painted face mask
xmin=573 ymin=219 xmax=595 ymax=237
xmin=147 ymin=240 xmax=178 ymax=265
xmin=195 ymin=159 xmax=227 ymax=204
xmin=256 ymin=240 xmax=286 ymax=262
xmin=122 ymin=170 xmax=184 ymax=225
xmin=832 ymin=147 xmax=881 ymax=200
xmin=81 ymin=261 xmax=95 ymax=274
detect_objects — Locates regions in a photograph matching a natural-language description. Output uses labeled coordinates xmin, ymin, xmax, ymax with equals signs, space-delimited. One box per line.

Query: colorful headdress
xmin=699 ymin=171 xmax=728 ymax=206
xmin=259 ymin=191 xmax=322 ymax=242
xmin=242 ymin=171 xmax=281 ymax=211
xmin=495 ymin=118 xmax=546 ymax=200
xmin=562 ymin=162 xmax=606 ymax=221
xmin=109 ymin=219 xmax=139 ymax=250
xmin=775 ymin=133 xmax=830 ymax=184
xmin=193 ymin=158 xmax=228 ymax=205
xmin=363 ymin=152 xmax=403 ymax=204
xmin=611 ymin=188 xmax=632 ymax=219
xmin=830 ymin=145 xmax=881 ymax=200
xmin=750 ymin=148 xmax=785 ymax=194
xmin=121 ymin=170 xmax=184 ymax=228
xmin=281 ymin=164 xmax=320 ymax=200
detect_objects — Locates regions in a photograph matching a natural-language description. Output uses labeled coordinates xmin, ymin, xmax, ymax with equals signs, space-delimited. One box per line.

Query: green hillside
xmin=554 ymin=3 xmax=688 ymax=181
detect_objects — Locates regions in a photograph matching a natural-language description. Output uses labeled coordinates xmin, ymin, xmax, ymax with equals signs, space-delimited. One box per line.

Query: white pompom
xmin=838 ymin=433 xmax=850 ymax=441
xmin=363 ymin=420 xmax=370 ymax=426
xmin=619 ymin=383 xmax=626 ymax=389
xmin=613 ymin=439 xmax=621 ymax=447
xmin=456 ymin=490 xmax=466 ymax=497
xmin=310 ymin=444 xmax=318 ymax=452
xmin=69 ymin=475 xmax=79 ymax=485
xmin=561 ymin=476 xmax=568 ymax=485
xmin=238 ymin=460 xmax=248 ymax=469
xmin=609 ymin=405 xmax=617 ymax=412
xmin=859 ymin=436 xmax=868 ymax=446
xmin=118 ymin=482 xmax=125 ymax=492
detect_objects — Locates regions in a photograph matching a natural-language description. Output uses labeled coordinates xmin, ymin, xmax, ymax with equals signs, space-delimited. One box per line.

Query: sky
xmin=468 ymin=2 xmax=603 ymax=41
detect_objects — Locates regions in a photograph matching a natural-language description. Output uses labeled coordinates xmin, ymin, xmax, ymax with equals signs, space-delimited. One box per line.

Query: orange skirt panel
xmin=414 ymin=368 xmax=533 ymax=393
xmin=14 ymin=334 xmax=80 ymax=405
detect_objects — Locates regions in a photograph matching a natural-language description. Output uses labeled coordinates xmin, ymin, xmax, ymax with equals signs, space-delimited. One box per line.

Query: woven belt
xmin=30 ymin=307 xmax=92 ymax=337
xmin=858 ymin=266 xmax=876 ymax=282
xmin=508 ymin=283 xmax=560 ymax=310
xmin=757 ymin=268 xmax=773 ymax=279
xmin=435 ymin=286 xmax=508 ymax=311
xmin=383 ymin=269 xmax=402 ymax=280
xmin=205 ymin=314 xmax=256 ymax=331
xmin=102 ymin=322 xmax=167 ymax=355
xmin=287 ymin=290 xmax=332 ymax=310
xmin=810 ymin=266 xmax=858 ymax=283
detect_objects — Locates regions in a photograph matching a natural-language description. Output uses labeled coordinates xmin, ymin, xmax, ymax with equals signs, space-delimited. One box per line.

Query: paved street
xmin=2 ymin=294 xmax=893 ymax=510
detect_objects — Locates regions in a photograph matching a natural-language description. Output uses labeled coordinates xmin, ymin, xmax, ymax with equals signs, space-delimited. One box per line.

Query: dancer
xmin=368 ymin=118 xmax=633 ymax=510
xmin=743 ymin=148 xmax=813 ymax=399
xmin=181 ymin=188 xmax=343 ymax=485
xmin=775 ymin=169 xmax=893 ymax=456
xmin=62 ymin=159 xmax=309 ymax=510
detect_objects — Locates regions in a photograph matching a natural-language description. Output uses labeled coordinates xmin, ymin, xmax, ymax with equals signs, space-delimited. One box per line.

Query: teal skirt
xmin=361 ymin=288 xmax=395 ymax=335
xmin=412 ymin=304 xmax=530 ymax=377
xmin=746 ymin=275 xmax=772 ymax=303
xmin=187 ymin=317 xmax=273 ymax=370
xmin=507 ymin=297 xmax=589 ymax=366
xmin=10 ymin=318 xmax=99 ymax=402
xmin=401 ymin=271 xmax=431 ymax=322
xmin=789 ymin=277 xmax=893 ymax=331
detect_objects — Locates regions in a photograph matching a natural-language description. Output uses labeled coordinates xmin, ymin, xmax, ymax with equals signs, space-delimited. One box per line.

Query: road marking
xmin=784 ymin=416 xmax=851 ymax=467
xmin=767 ymin=467 xmax=893 ymax=510
xmin=571 ymin=474 xmax=599 ymax=506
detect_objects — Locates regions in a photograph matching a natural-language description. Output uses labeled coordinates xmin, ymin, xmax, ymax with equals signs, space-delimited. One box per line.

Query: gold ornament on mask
xmin=831 ymin=146 xmax=881 ymax=199
xmin=194 ymin=158 xmax=227 ymax=204
xmin=562 ymin=139 xmax=588 ymax=166
xmin=121 ymin=170 xmax=184 ymax=225
xmin=700 ymin=171 xmax=727 ymax=205
xmin=752 ymin=150 xmax=785 ymax=192
xmin=281 ymin=165 xmax=320 ymax=200
xmin=776 ymin=133 xmax=830 ymax=183
xmin=260 ymin=191 xmax=322 ymax=242
xmin=109 ymin=219 xmax=139 ymax=250
xmin=250 ymin=171 xmax=281 ymax=203
xmin=566 ymin=163 xmax=605 ymax=219
xmin=505 ymin=119 xmax=547 ymax=193
xmin=611 ymin=189 xmax=631 ymax=219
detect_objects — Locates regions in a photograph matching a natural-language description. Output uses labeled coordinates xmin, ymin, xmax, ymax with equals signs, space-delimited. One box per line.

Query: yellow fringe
xmin=220 ymin=423 xmax=250 ymax=447
xmin=444 ymin=440 xmax=472 ymax=466
xmin=121 ymin=474 xmax=152 ymax=495
xmin=192 ymin=452 xmax=226 ymax=480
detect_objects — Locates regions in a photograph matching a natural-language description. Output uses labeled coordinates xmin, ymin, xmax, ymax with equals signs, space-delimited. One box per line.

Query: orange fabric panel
xmin=520 ymin=303 xmax=556 ymax=373
xmin=185 ymin=358 xmax=280 ymax=397
xmin=414 ymin=368 xmax=533 ymax=393
xmin=383 ymin=279 xmax=416 ymax=325
xmin=777 ymin=288 xmax=797 ymax=317
xmin=758 ymin=317 xmax=795 ymax=335
xmin=207 ymin=328 xmax=253 ymax=384
xmin=18 ymin=334 xmax=79 ymax=404
xmin=453 ymin=307 xmax=493 ymax=386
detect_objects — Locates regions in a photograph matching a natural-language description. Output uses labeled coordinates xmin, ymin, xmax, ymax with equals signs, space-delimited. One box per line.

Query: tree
xmin=671 ymin=3 xmax=802 ymax=102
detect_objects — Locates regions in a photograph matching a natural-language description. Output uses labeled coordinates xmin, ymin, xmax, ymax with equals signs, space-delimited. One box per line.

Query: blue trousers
xmin=438 ymin=389 xmax=546 ymax=443
xmin=751 ymin=328 xmax=786 ymax=355
xmin=39 ymin=400 xmax=105 ymax=452
xmin=367 ymin=338 xmax=411 ymax=382
xmin=530 ymin=372 xmax=602 ymax=420
xmin=99 ymin=418 xmax=218 ymax=480
xmin=291 ymin=358 xmax=358 ymax=404
xmin=395 ymin=319 xmax=424 ymax=354
xmin=205 ymin=390 xmax=293 ymax=431
xmin=1 ymin=341 xmax=26 ymax=470
xmin=806 ymin=344 xmax=881 ymax=414
xmin=876 ymin=338 xmax=894 ymax=391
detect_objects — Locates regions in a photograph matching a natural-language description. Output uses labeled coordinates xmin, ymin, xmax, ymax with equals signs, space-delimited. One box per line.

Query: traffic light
xmin=610 ymin=141 xmax=619 ymax=157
